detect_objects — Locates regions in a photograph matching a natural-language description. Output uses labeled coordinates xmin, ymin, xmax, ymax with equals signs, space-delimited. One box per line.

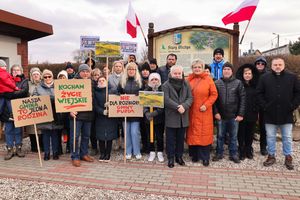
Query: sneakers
xmin=148 ymin=151 xmax=156 ymax=162
xmin=263 ymin=155 xmax=276 ymax=167
xmin=157 ymin=152 xmax=164 ymax=162
xmin=135 ymin=154 xmax=142 ymax=160
xmin=285 ymin=155 xmax=294 ymax=170
xmin=4 ymin=147 xmax=14 ymax=160
xmin=16 ymin=145 xmax=25 ymax=157
xmin=126 ymin=154 xmax=132 ymax=160
xmin=99 ymin=154 xmax=105 ymax=162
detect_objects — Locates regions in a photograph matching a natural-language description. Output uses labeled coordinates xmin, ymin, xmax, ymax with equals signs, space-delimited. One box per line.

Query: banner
xmin=120 ymin=41 xmax=137 ymax=54
xmin=11 ymin=96 xmax=53 ymax=127
xmin=80 ymin=36 xmax=100 ymax=50
xmin=108 ymin=94 xmax=143 ymax=117
xmin=95 ymin=41 xmax=121 ymax=57
xmin=54 ymin=79 xmax=92 ymax=112
xmin=139 ymin=91 xmax=164 ymax=108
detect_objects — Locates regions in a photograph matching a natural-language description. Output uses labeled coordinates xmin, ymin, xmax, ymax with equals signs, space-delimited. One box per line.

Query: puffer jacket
xmin=214 ymin=76 xmax=246 ymax=120
xmin=33 ymin=81 xmax=65 ymax=130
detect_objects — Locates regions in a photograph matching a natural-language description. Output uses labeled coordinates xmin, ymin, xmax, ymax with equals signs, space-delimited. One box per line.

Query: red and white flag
xmin=222 ymin=0 xmax=259 ymax=25
xmin=126 ymin=2 xmax=140 ymax=38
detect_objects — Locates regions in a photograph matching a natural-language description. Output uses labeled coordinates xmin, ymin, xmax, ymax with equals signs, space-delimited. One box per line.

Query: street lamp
xmin=273 ymin=33 xmax=280 ymax=54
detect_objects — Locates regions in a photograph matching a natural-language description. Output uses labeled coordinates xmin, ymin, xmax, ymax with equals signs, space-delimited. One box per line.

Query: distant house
xmin=0 ymin=9 xmax=53 ymax=76
xmin=262 ymin=44 xmax=290 ymax=56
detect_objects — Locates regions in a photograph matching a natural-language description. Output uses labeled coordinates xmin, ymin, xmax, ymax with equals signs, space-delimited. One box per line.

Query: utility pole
xmin=273 ymin=33 xmax=280 ymax=54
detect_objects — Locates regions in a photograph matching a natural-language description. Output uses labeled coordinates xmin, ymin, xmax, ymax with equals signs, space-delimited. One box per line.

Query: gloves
xmin=145 ymin=112 xmax=153 ymax=121
xmin=104 ymin=102 xmax=109 ymax=107
xmin=103 ymin=110 xmax=108 ymax=116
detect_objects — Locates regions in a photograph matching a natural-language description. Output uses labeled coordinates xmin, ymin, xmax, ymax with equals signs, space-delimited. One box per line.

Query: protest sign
xmin=139 ymin=91 xmax=164 ymax=108
xmin=120 ymin=41 xmax=137 ymax=54
xmin=54 ymin=79 xmax=92 ymax=112
xmin=80 ymin=36 xmax=100 ymax=50
xmin=108 ymin=94 xmax=143 ymax=117
xmin=95 ymin=41 xmax=121 ymax=57
xmin=11 ymin=95 xmax=53 ymax=128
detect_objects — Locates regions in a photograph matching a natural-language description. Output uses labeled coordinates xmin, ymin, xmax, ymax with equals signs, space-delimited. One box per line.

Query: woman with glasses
xmin=118 ymin=62 xmax=142 ymax=160
xmin=33 ymin=69 xmax=64 ymax=161
xmin=186 ymin=60 xmax=218 ymax=167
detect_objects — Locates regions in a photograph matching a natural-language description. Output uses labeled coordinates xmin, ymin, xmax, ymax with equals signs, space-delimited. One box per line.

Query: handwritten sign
xmin=11 ymin=96 xmax=53 ymax=127
xmin=139 ymin=91 xmax=164 ymax=108
xmin=108 ymin=95 xmax=143 ymax=117
xmin=54 ymin=79 xmax=92 ymax=112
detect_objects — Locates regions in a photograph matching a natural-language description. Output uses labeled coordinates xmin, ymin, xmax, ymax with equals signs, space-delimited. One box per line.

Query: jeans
xmin=42 ymin=129 xmax=59 ymax=155
xmin=265 ymin=123 xmax=293 ymax=156
xmin=5 ymin=122 xmax=22 ymax=147
xmin=216 ymin=119 xmax=239 ymax=157
xmin=166 ymin=127 xmax=186 ymax=159
xmin=70 ymin=119 xmax=91 ymax=160
xmin=123 ymin=121 xmax=140 ymax=156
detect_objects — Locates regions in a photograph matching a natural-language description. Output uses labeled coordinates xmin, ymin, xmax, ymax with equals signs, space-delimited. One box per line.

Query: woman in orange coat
xmin=186 ymin=59 xmax=218 ymax=166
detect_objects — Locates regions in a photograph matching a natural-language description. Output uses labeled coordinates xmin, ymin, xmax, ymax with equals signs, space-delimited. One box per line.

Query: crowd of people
xmin=0 ymin=48 xmax=299 ymax=170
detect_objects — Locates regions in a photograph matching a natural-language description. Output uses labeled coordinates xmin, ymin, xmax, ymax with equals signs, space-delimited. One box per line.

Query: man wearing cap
xmin=254 ymin=56 xmax=268 ymax=155
xmin=257 ymin=57 xmax=300 ymax=170
xmin=65 ymin=62 xmax=76 ymax=79
xmin=69 ymin=64 xmax=94 ymax=167
xmin=157 ymin=53 xmax=177 ymax=84
xmin=210 ymin=48 xmax=225 ymax=80
xmin=213 ymin=62 xmax=246 ymax=163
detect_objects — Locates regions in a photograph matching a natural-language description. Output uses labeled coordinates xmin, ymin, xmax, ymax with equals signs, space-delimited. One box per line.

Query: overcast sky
xmin=1 ymin=0 xmax=300 ymax=63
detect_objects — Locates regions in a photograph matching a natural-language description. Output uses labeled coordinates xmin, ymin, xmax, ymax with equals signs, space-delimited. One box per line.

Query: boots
xmin=4 ymin=147 xmax=14 ymax=160
xmin=285 ymin=155 xmax=294 ymax=170
xmin=16 ymin=145 xmax=25 ymax=157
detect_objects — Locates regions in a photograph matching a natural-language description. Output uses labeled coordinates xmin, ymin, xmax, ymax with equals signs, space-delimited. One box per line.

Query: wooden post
xmin=124 ymin=117 xmax=127 ymax=163
xmin=33 ymin=123 xmax=43 ymax=167
xmin=150 ymin=107 xmax=154 ymax=143
xmin=73 ymin=117 xmax=76 ymax=153
xmin=89 ymin=50 xmax=92 ymax=69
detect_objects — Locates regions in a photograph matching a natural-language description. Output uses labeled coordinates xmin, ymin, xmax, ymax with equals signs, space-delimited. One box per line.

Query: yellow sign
xmin=95 ymin=41 xmax=120 ymax=57
xmin=11 ymin=96 xmax=54 ymax=127
xmin=139 ymin=91 xmax=164 ymax=108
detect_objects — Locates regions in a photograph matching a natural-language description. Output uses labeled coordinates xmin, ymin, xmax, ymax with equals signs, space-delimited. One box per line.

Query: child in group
xmin=144 ymin=73 xmax=165 ymax=162
xmin=0 ymin=59 xmax=19 ymax=117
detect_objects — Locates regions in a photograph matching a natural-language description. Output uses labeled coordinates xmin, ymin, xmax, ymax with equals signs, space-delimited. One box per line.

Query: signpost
xmin=11 ymin=95 xmax=54 ymax=167
xmin=108 ymin=94 xmax=143 ymax=163
xmin=54 ymin=79 xmax=92 ymax=152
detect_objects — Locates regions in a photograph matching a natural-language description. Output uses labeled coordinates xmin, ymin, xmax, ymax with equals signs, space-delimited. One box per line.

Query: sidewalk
xmin=0 ymin=151 xmax=299 ymax=200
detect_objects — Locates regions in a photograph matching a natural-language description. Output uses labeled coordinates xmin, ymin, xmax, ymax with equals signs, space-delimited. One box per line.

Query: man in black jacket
xmin=157 ymin=53 xmax=177 ymax=84
xmin=213 ymin=62 xmax=246 ymax=163
xmin=257 ymin=57 xmax=300 ymax=170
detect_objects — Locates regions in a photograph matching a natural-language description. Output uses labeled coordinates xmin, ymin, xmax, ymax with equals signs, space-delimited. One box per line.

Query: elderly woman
xmin=186 ymin=60 xmax=218 ymax=166
xmin=33 ymin=69 xmax=64 ymax=161
xmin=3 ymin=64 xmax=28 ymax=160
xmin=27 ymin=67 xmax=43 ymax=153
xmin=162 ymin=65 xmax=193 ymax=168
xmin=118 ymin=62 xmax=142 ymax=160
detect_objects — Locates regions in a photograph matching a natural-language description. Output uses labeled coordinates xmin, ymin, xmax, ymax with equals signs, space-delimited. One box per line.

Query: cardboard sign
xmin=54 ymin=79 xmax=92 ymax=112
xmin=95 ymin=41 xmax=121 ymax=57
xmin=108 ymin=94 xmax=143 ymax=117
xmin=120 ymin=41 xmax=137 ymax=54
xmin=139 ymin=91 xmax=164 ymax=108
xmin=80 ymin=36 xmax=100 ymax=50
xmin=11 ymin=96 xmax=53 ymax=127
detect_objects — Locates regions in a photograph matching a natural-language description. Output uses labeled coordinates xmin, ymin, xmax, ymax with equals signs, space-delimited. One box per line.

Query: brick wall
xmin=17 ymin=39 xmax=28 ymax=77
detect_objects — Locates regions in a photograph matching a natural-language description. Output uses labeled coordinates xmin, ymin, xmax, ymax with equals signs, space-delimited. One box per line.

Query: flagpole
xmin=239 ymin=20 xmax=251 ymax=44
xmin=139 ymin=25 xmax=148 ymax=46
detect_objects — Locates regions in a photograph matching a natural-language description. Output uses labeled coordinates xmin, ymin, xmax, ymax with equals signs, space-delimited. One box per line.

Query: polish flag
xmin=126 ymin=2 xmax=140 ymax=38
xmin=222 ymin=0 xmax=259 ymax=25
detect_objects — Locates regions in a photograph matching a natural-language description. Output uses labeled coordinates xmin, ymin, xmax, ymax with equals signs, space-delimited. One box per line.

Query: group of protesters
xmin=0 ymin=47 xmax=299 ymax=170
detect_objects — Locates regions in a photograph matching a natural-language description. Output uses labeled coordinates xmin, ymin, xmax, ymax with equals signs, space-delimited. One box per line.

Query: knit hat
xmin=141 ymin=62 xmax=151 ymax=72
xmin=223 ymin=62 xmax=233 ymax=71
xmin=57 ymin=70 xmax=68 ymax=79
xmin=65 ymin=62 xmax=74 ymax=70
xmin=30 ymin=67 xmax=42 ymax=76
xmin=42 ymin=69 xmax=53 ymax=79
xmin=78 ymin=64 xmax=90 ymax=73
xmin=0 ymin=59 xmax=7 ymax=67
xmin=254 ymin=56 xmax=267 ymax=66
xmin=148 ymin=73 xmax=161 ymax=88
xmin=149 ymin=58 xmax=157 ymax=65
xmin=213 ymin=48 xmax=224 ymax=56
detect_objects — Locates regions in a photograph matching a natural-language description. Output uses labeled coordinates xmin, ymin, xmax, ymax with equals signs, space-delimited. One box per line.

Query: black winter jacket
xmin=214 ymin=76 xmax=246 ymax=120
xmin=257 ymin=70 xmax=300 ymax=124
xmin=157 ymin=65 xmax=171 ymax=84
